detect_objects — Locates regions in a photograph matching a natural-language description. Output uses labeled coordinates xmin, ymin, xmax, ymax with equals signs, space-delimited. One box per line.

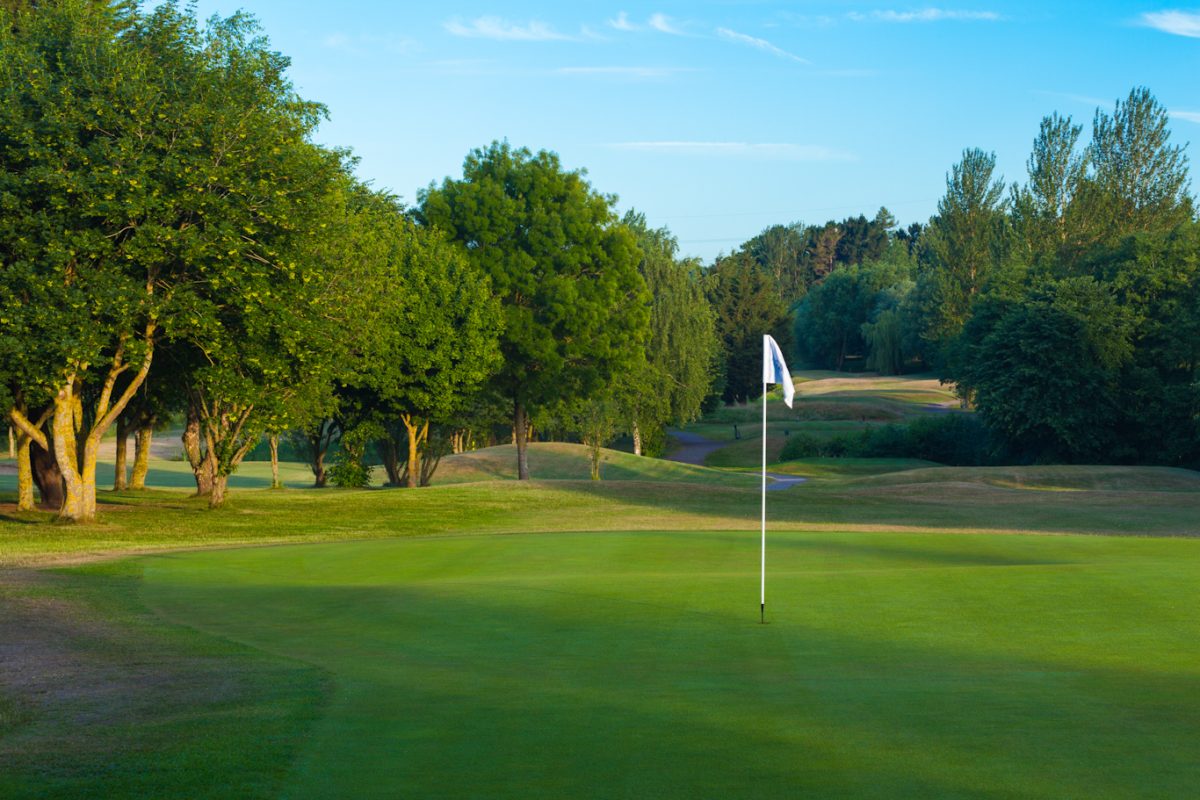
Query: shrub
xmin=779 ymin=432 xmax=825 ymax=460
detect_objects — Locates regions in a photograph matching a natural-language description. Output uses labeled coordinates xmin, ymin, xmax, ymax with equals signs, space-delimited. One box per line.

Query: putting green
xmin=140 ymin=531 xmax=1200 ymax=798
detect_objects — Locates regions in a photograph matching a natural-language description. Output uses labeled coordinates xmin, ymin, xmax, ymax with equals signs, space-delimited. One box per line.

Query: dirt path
xmin=666 ymin=430 xmax=806 ymax=490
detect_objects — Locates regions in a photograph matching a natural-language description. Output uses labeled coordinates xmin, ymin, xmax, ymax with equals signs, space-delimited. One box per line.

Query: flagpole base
xmin=760 ymin=602 xmax=765 ymax=624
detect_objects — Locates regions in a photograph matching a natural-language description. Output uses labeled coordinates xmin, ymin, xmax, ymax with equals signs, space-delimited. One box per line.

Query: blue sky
xmin=179 ymin=1 xmax=1199 ymax=261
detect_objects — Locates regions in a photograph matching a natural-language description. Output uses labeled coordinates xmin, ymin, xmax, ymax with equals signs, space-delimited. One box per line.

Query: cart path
xmin=666 ymin=430 xmax=806 ymax=490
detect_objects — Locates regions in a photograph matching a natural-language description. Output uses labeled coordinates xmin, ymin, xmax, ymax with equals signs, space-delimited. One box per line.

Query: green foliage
xmin=915 ymin=148 xmax=1011 ymax=352
xmin=706 ymin=253 xmax=791 ymax=402
xmin=418 ymin=142 xmax=648 ymax=411
xmin=329 ymin=425 xmax=375 ymax=489
xmin=418 ymin=141 xmax=649 ymax=477
xmin=617 ymin=212 xmax=719 ymax=451
xmin=1088 ymin=87 xmax=1193 ymax=240
xmin=780 ymin=414 xmax=994 ymax=466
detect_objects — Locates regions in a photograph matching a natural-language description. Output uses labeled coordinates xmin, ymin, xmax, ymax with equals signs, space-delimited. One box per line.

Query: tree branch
xmin=8 ymin=406 xmax=50 ymax=451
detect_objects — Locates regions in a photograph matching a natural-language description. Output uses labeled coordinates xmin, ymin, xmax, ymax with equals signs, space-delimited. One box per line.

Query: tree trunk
xmin=400 ymin=415 xmax=427 ymax=489
xmin=15 ymin=433 xmax=34 ymax=511
xmin=588 ymin=438 xmax=601 ymax=480
xmin=269 ymin=434 xmax=282 ymax=489
xmin=381 ymin=435 xmax=402 ymax=486
xmin=50 ymin=328 xmax=157 ymax=522
xmin=52 ymin=387 xmax=94 ymax=523
xmin=7 ymin=426 xmax=13 ymax=458
xmin=209 ymin=475 xmax=228 ymax=509
xmin=632 ymin=420 xmax=642 ymax=457
xmin=312 ymin=450 xmax=327 ymax=488
xmin=183 ymin=407 xmax=214 ymax=496
xmin=515 ymin=401 xmax=530 ymax=480
xmin=130 ymin=424 xmax=152 ymax=490
xmin=113 ymin=415 xmax=129 ymax=491
xmin=30 ymin=440 xmax=64 ymax=509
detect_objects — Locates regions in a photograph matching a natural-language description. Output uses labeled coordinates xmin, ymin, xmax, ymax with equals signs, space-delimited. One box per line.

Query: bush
xmin=329 ymin=457 xmax=372 ymax=488
xmin=779 ymin=433 xmax=827 ymax=460
xmin=778 ymin=413 xmax=996 ymax=465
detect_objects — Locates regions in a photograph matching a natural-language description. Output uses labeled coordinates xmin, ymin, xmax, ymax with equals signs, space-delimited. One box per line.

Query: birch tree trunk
xmin=183 ymin=409 xmax=215 ymax=496
xmin=15 ymin=433 xmax=34 ymax=511
xmin=130 ymin=424 xmax=152 ymax=490
xmin=269 ymin=434 xmax=282 ymax=489
xmin=113 ymin=415 xmax=129 ymax=491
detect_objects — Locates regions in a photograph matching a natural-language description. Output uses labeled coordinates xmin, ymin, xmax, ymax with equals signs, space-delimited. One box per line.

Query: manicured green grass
xmin=127 ymin=531 xmax=1200 ymax=798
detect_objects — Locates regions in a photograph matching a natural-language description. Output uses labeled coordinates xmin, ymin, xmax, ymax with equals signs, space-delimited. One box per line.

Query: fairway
xmin=140 ymin=531 xmax=1200 ymax=798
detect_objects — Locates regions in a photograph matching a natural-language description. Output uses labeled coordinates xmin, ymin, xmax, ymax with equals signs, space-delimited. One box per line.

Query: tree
xmin=343 ymin=193 xmax=501 ymax=488
xmin=1087 ymin=87 xmax=1193 ymax=241
xmin=955 ymin=278 xmax=1133 ymax=461
xmin=621 ymin=212 xmax=718 ymax=454
xmin=1 ymin=0 xmax=178 ymax=521
xmin=916 ymin=148 xmax=1011 ymax=352
xmin=707 ymin=253 xmax=791 ymax=402
xmin=418 ymin=142 xmax=649 ymax=480
xmin=1011 ymin=112 xmax=1089 ymax=268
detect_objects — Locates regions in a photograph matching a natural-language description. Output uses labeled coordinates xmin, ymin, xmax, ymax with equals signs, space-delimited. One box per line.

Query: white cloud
xmin=716 ymin=27 xmax=809 ymax=63
xmin=558 ymin=66 xmax=696 ymax=78
xmin=850 ymin=9 xmax=1001 ymax=23
xmin=1171 ymin=110 xmax=1200 ymax=124
xmin=648 ymin=13 xmax=686 ymax=35
xmin=444 ymin=16 xmax=572 ymax=41
xmin=1140 ymin=10 xmax=1200 ymax=38
xmin=609 ymin=11 xmax=637 ymax=31
xmin=607 ymin=141 xmax=854 ymax=161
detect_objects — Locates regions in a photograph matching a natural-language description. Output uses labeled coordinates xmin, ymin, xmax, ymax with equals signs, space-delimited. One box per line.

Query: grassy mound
xmin=846 ymin=464 xmax=1200 ymax=493
xmin=437 ymin=443 xmax=757 ymax=486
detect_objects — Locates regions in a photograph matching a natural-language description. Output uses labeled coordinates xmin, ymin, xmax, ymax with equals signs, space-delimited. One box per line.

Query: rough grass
xmin=0 ymin=561 xmax=326 ymax=800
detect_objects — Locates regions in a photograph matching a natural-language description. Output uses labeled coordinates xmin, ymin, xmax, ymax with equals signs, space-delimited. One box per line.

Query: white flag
xmin=762 ymin=335 xmax=794 ymax=408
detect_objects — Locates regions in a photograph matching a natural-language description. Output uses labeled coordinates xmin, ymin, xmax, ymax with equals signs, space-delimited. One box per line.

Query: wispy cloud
xmin=716 ymin=27 xmax=809 ymax=63
xmin=444 ymin=16 xmax=573 ymax=41
xmin=558 ymin=66 xmax=697 ymax=79
xmin=648 ymin=13 xmax=686 ymax=35
xmin=607 ymin=141 xmax=854 ymax=161
xmin=1171 ymin=110 xmax=1200 ymax=124
xmin=849 ymin=8 xmax=1001 ymax=23
xmin=1139 ymin=10 xmax=1200 ymax=38
xmin=609 ymin=11 xmax=637 ymax=32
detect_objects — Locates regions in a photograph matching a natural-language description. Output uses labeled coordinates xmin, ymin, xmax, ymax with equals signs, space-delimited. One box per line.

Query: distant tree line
xmin=713 ymin=87 xmax=1198 ymax=466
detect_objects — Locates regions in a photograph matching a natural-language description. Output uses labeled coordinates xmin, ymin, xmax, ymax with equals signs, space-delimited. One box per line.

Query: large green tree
xmin=915 ymin=148 xmax=1011 ymax=354
xmin=707 ymin=253 xmax=791 ymax=402
xmin=340 ymin=191 xmax=501 ymax=488
xmin=620 ymin=212 xmax=718 ymax=454
xmin=1 ymin=0 xmax=188 ymax=520
xmin=0 ymin=0 xmax=356 ymax=515
xmin=418 ymin=142 xmax=649 ymax=480
xmin=1087 ymin=87 xmax=1193 ymax=241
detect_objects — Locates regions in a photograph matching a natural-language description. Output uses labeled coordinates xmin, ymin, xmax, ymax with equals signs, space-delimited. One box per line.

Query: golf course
xmin=2 ymin=373 xmax=1199 ymax=798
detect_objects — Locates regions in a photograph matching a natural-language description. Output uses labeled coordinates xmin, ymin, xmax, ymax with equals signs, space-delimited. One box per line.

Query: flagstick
xmin=761 ymin=378 xmax=767 ymax=624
